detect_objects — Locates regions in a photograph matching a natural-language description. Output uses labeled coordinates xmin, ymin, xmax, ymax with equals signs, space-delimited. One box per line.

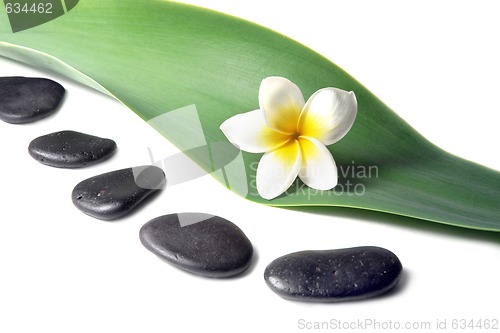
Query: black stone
xmin=0 ymin=77 xmax=65 ymax=124
xmin=28 ymin=130 xmax=117 ymax=168
xmin=140 ymin=213 xmax=253 ymax=278
xmin=264 ymin=246 xmax=402 ymax=302
xmin=72 ymin=166 xmax=165 ymax=220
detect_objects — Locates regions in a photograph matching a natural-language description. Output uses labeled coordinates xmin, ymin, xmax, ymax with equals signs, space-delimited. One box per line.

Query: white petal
xmin=256 ymin=140 xmax=301 ymax=200
xmin=298 ymin=136 xmax=338 ymax=190
xmin=259 ymin=77 xmax=305 ymax=134
xmin=220 ymin=110 xmax=291 ymax=153
xmin=298 ymin=88 xmax=357 ymax=145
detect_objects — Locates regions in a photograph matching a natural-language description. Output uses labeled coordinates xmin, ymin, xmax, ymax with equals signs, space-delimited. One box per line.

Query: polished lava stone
xmin=0 ymin=77 xmax=65 ymax=124
xmin=264 ymin=246 xmax=403 ymax=302
xmin=28 ymin=130 xmax=117 ymax=168
xmin=140 ymin=213 xmax=253 ymax=278
xmin=72 ymin=166 xmax=165 ymax=220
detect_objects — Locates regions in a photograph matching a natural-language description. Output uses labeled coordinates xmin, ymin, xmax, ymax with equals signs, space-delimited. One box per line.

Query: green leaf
xmin=0 ymin=0 xmax=498 ymax=231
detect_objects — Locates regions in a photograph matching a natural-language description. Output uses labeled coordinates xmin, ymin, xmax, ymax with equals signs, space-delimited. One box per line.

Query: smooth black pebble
xmin=72 ymin=165 xmax=165 ymax=220
xmin=264 ymin=246 xmax=402 ymax=302
xmin=140 ymin=213 xmax=253 ymax=278
xmin=28 ymin=130 xmax=117 ymax=168
xmin=0 ymin=77 xmax=65 ymax=124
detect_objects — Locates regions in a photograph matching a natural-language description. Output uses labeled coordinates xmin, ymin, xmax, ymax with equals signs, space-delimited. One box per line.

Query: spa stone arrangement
xmin=0 ymin=76 xmax=403 ymax=302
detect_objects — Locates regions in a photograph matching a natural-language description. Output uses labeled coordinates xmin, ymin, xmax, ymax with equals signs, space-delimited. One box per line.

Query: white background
xmin=1 ymin=1 xmax=499 ymax=332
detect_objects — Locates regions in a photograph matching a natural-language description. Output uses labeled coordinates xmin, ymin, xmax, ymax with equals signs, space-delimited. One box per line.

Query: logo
xmin=144 ymin=104 xmax=248 ymax=226
xmin=3 ymin=0 xmax=79 ymax=33
xmin=146 ymin=104 xmax=249 ymax=198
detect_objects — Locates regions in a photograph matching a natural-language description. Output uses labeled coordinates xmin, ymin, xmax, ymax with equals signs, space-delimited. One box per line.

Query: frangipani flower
xmin=220 ymin=77 xmax=357 ymax=200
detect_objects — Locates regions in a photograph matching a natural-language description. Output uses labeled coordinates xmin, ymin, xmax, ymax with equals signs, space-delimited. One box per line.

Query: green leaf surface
xmin=0 ymin=0 xmax=498 ymax=231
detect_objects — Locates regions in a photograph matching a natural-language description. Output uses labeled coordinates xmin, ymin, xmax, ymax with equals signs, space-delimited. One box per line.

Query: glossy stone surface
xmin=72 ymin=166 xmax=165 ymax=220
xmin=140 ymin=213 xmax=253 ymax=278
xmin=28 ymin=130 xmax=117 ymax=168
xmin=264 ymin=246 xmax=402 ymax=302
xmin=0 ymin=77 xmax=65 ymax=124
